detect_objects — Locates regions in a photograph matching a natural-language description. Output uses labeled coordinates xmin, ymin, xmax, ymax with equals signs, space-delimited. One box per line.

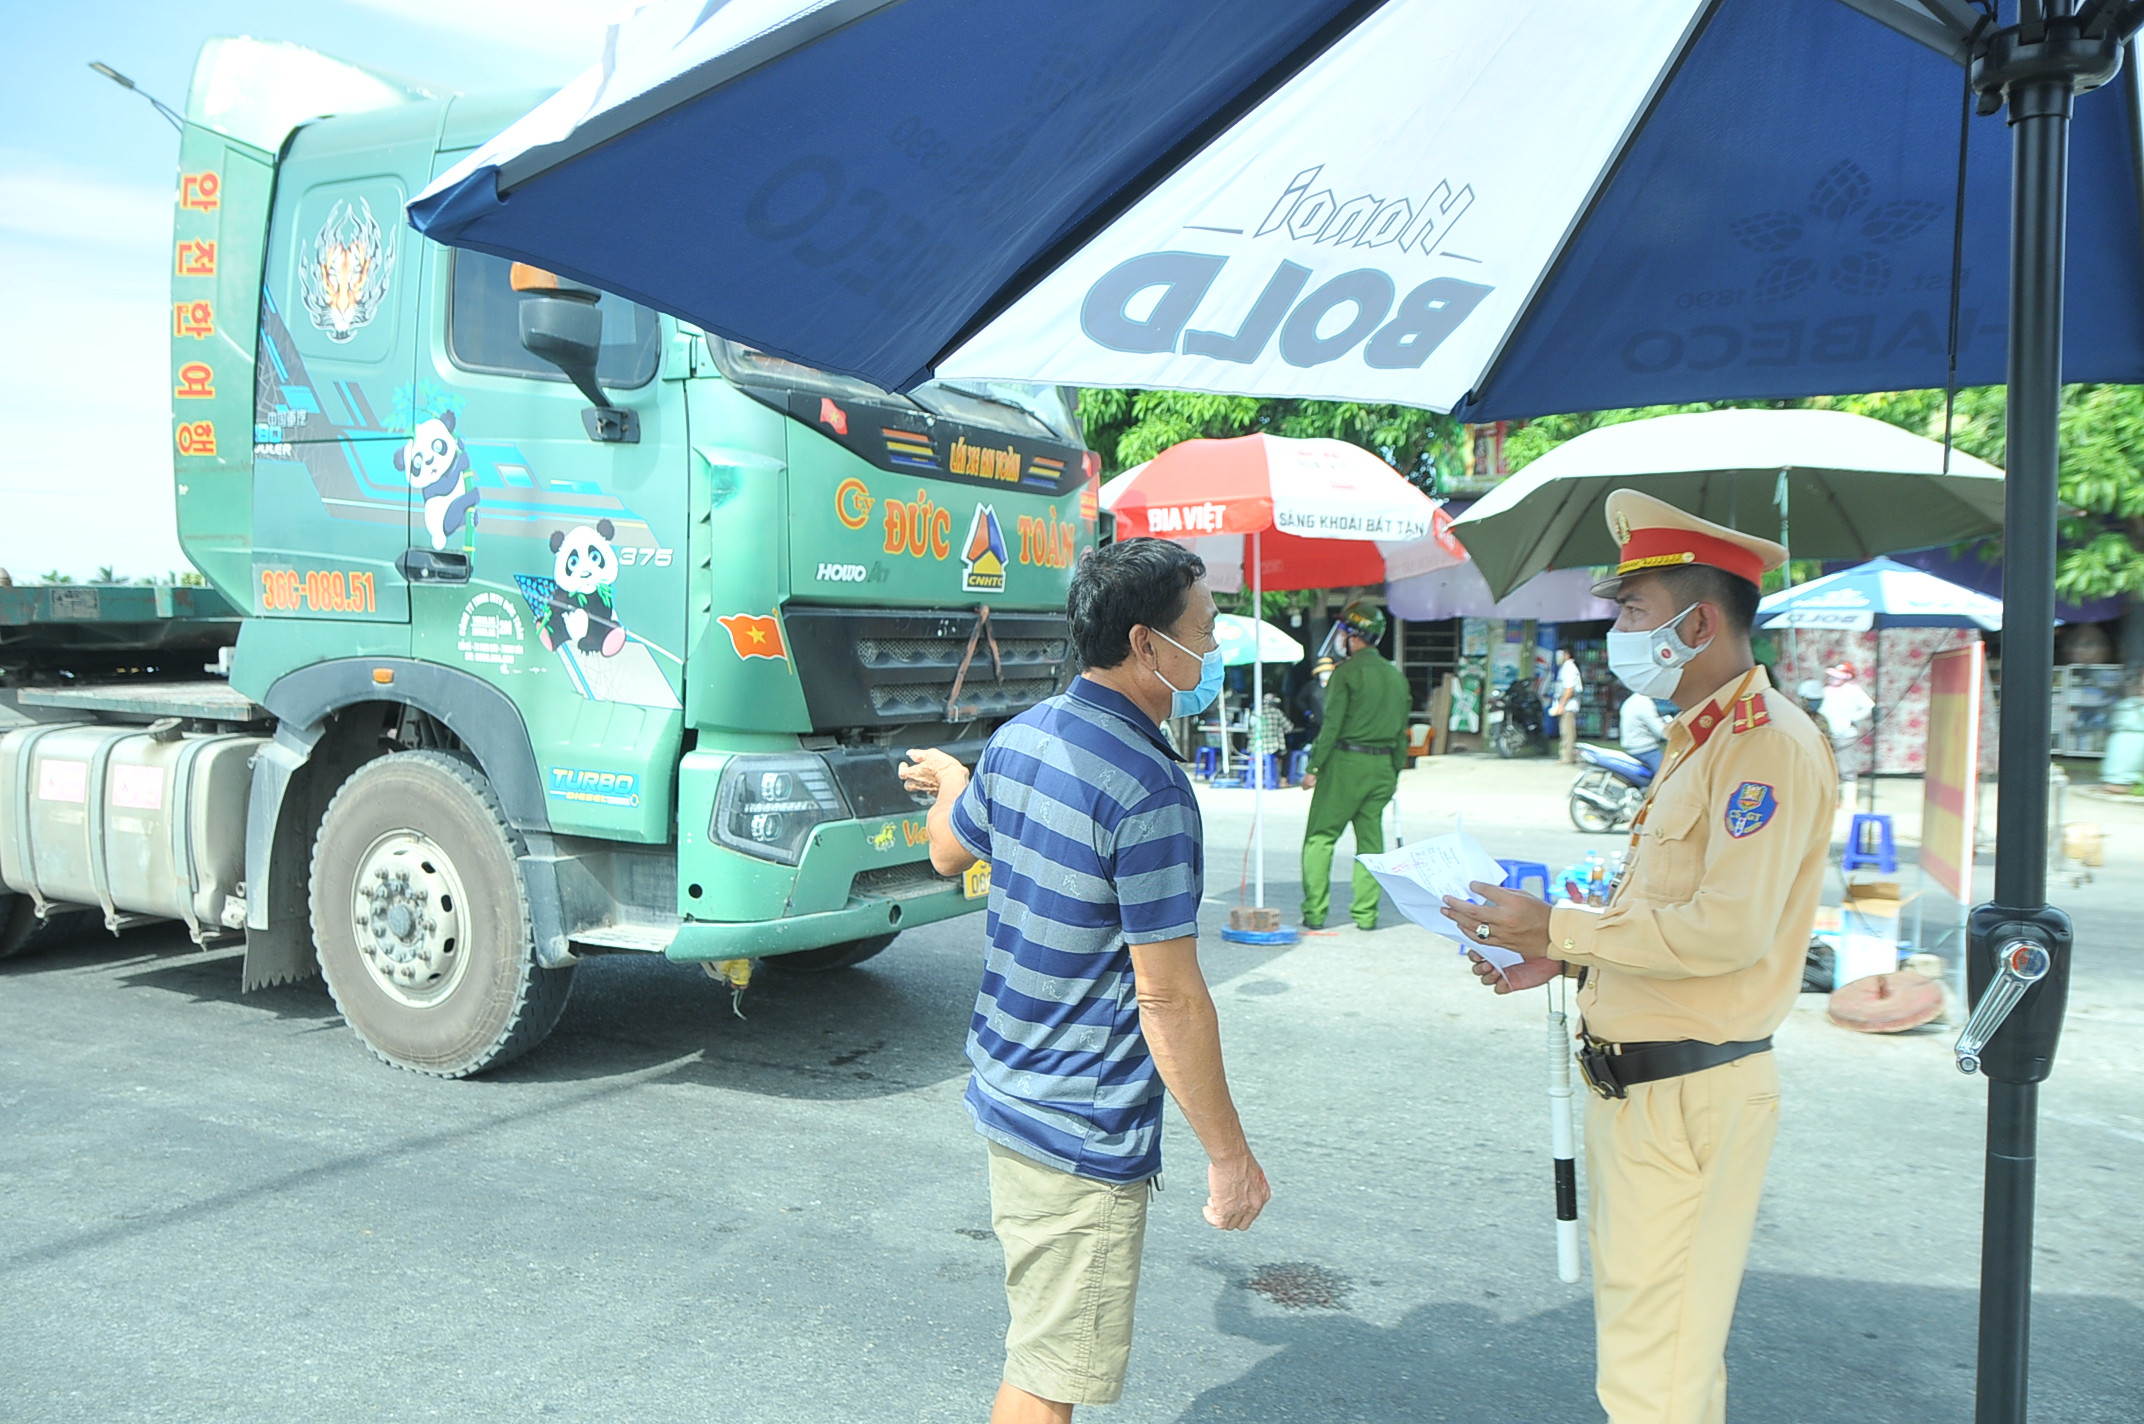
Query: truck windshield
xmin=710 ymin=340 xmax=1079 ymax=444
xmin=449 ymin=252 xmax=661 ymax=388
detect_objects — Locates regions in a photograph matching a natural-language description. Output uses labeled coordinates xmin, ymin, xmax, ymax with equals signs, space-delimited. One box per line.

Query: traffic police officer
xmin=1300 ymin=602 xmax=1411 ymax=931
xmin=1442 ymin=491 xmax=1835 ymax=1424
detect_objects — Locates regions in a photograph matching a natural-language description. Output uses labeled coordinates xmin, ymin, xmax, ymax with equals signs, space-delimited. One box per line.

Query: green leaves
xmin=1078 ymin=389 xmax=1460 ymax=492
xmin=1080 ymin=382 xmax=2144 ymax=606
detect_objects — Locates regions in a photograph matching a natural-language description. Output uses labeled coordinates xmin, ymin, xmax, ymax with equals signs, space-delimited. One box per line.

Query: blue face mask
xmin=1152 ymin=628 xmax=1225 ymax=719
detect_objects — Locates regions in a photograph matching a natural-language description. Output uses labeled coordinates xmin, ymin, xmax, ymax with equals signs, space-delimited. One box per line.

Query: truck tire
xmin=309 ymin=751 xmax=573 ymax=1077
xmin=767 ymin=933 xmax=897 ymax=973
xmin=0 ymin=894 xmax=100 ymax=961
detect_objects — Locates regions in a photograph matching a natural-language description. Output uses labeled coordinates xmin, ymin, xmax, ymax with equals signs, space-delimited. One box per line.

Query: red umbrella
xmin=1101 ymin=434 xmax=1461 ymax=590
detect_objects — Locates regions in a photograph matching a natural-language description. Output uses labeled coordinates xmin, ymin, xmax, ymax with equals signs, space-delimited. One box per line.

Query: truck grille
xmin=851 ymin=862 xmax=958 ymax=901
xmin=855 ymin=636 xmax=1068 ymax=670
xmin=783 ymin=606 xmax=1073 ymax=730
xmin=870 ymin=677 xmax=1062 ymax=719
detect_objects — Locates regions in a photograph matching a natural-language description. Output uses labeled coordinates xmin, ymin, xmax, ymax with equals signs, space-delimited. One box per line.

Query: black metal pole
xmin=1993 ymin=78 xmax=2067 ymax=914
xmin=1978 ymin=1080 xmax=2041 ymax=1423
xmin=1979 ymin=69 xmax=2069 ymax=1424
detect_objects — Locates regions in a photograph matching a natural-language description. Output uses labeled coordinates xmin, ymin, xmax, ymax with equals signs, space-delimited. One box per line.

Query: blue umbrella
xmin=1211 ymin=613 xmax=1304 ymax=668
xmin=409 ymin=4 xmax=2141 ymax=1413
xmin=1759 ymin=557 xmax=1998 ymax=802
xmin=1758 ymin=556 xmax=2005 ymax=630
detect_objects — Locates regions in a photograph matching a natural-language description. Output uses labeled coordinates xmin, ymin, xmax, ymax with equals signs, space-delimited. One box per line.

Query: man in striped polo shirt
xmin=901 ymin=538 xmax=1270 ymax=1424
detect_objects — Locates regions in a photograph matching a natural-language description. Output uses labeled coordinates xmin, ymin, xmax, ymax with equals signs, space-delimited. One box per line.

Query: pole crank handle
xmin=1954 ymin=939 xmax=2053 ymax=1075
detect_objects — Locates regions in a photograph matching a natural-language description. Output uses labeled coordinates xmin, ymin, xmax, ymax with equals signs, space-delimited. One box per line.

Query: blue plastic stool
xmin=1194 ymin=746 xmax=1220 ymax=779
xmin=1248 ymin=753 xmax=1281 ymax=789
xmin=1498 ymin=859 xmax=1551 ymax=901
xmin=1842 ymin=813 xmax=1898 ymax=874
xmin=1287 ymin=749 xmax=1310 ymax=783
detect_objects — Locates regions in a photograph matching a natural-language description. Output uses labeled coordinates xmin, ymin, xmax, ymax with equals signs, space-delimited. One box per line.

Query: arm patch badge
xmin=1724 ymin=781 xmax=1778 ymax=838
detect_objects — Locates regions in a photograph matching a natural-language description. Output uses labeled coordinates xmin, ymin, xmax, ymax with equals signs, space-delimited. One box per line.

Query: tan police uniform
xmin=1548 ymin=490 xmax=1837 ymax=1424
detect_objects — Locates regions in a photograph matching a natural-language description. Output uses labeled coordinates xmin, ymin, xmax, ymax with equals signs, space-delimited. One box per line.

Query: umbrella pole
xmin=1253 ymin=531 xmax=1265 ymax=911
xmin=1967 ymin=39 xmax=2108 ymax=1424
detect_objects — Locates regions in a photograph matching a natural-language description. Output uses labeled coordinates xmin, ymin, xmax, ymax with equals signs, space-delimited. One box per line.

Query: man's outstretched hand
xmin=899 ymin=747 xmax=968 ymax=799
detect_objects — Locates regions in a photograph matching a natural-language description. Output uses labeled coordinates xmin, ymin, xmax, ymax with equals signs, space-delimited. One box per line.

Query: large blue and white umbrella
xmin=411 ymin=0 xmax=2144 ymax=410
xmin=407 ymin=4 xmax=2144 ymax=1412
xmin=1758 ymin=555 xmax=2006 ymax=630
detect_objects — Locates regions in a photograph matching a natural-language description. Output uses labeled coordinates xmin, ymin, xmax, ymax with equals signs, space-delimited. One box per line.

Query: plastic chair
xmin=1842 ymin=813 xmax=1898 ymax=874
xmin=1498 ymin=859 xmax=1552 ymax=901
xmin=1248 ymin=754 xmax=1281 ymax=789
xmin=1193 ymin=746 xmax=1220 ymax=778
xmin=1287 ymin=749 xmax=1310 ymax=783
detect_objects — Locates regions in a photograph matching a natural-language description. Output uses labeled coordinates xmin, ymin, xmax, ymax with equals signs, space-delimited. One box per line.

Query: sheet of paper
xmin=1357 ymin=829 xmax=1525 ymax=971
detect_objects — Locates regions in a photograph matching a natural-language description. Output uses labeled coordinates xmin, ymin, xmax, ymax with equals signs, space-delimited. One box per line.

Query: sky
xmin=0 ymin=1 xmax=618 ymax=582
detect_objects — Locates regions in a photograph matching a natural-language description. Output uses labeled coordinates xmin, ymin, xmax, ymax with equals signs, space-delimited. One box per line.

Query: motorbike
xmin=1568 ymin=743 xmax=1656 ymax=832
xmin=1486 ymin=680 xmax=1548 ymax=759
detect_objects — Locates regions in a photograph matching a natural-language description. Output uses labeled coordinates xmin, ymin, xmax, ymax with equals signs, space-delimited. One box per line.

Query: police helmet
xmin=1338 ymin=602 xmax=1386 ymax=646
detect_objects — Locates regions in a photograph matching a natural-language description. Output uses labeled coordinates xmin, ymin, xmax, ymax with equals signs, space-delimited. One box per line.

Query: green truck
xmin=0 ymin=39 xmax=1096 ymax=1075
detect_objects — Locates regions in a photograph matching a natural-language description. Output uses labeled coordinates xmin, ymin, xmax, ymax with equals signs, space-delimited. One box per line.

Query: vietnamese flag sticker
xmin=717 ymin=612 xmax=790 ymax=664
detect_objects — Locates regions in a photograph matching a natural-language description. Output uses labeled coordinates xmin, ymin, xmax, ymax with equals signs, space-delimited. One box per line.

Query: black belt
xmin=1575 ymin=1036 xmax=1772 ymax=1100
xmin=1336 ymin=741 xmax=1396 ymax=755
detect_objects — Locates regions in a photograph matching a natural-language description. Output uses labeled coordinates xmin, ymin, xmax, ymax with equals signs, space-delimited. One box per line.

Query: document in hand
xmin=1357 ymin=830 xmax=1526 ymax=972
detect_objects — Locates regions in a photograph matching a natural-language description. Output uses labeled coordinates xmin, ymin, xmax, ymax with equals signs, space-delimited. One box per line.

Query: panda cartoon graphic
xmin=394 ymin=411 xmax=481 ymax=551
xmin=537 ymin=520 xmax=627 ymax=657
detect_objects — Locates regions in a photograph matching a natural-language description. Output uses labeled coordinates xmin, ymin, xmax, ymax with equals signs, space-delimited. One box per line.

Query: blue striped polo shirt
xmin=948 ymin=676 xmax=1203 ymax=1183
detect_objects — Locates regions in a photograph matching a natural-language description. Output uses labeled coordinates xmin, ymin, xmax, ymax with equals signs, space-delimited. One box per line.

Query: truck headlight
xmin=711 ymin=754 xmax=850 ymax=865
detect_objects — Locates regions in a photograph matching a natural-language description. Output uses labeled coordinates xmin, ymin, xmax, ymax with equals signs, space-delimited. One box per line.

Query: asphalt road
xmin=4 ymin=754 xmax=2141 ymax=1423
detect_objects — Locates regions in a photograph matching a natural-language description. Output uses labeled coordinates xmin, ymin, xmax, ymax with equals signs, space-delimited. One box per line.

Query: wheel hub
xmin=351 ymin=830 xmax=471 ymax=1008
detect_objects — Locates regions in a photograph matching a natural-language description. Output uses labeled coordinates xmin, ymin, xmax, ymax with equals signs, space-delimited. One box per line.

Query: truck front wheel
xmin=310 ymin=751 xmax=573 ymax=1077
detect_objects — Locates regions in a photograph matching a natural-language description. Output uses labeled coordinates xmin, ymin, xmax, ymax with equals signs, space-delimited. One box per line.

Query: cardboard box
xmin=1842 ymin=889 xmax=1916 ymax=940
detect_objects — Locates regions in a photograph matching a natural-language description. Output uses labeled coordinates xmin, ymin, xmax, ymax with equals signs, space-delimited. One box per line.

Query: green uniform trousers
xmin=1300 ymin=750 xmax=1398 ymax=928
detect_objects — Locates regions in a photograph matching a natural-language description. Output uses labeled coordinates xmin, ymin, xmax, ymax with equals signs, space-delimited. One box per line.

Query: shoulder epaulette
xmin=1730 ymin=690 xmax=1770 ymax=734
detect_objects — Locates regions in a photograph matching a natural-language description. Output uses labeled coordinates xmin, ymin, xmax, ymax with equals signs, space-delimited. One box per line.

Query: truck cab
xmin=0 ymin=38 xmax=1097 ymax=1077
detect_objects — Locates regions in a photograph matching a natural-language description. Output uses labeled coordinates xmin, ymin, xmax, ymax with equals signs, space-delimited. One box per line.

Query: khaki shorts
xmin=987 ymin=1140 xmax=1153 ymax=1406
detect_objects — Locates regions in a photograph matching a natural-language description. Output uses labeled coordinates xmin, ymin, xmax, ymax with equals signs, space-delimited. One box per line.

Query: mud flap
xmin=241 ymin=725 xmax=321 ymax=991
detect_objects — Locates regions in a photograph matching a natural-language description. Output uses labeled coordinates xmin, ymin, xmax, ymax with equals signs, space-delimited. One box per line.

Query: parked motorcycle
xmin=1568 ymin=743 xmax=1655 ymax=832
xmin=1487 ymin=680 xmax=1548 ymax=759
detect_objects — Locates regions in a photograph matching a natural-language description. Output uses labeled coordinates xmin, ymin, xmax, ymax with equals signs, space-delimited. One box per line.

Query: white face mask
xmin=1606 ymin=604 xmax=1710 ymax=699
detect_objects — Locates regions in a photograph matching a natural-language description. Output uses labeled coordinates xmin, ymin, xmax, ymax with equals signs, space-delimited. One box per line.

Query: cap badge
xmin=1612 ymin=511 xmax=1633 ymax=544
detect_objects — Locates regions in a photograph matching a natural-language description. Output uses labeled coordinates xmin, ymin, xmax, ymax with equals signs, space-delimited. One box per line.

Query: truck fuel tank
xmin=0 ymin=723 xmax=263 ymax=943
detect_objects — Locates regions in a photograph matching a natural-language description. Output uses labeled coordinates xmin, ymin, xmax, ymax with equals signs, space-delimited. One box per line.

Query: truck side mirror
xmin=512 ymin=264 xmax=639 ymax=443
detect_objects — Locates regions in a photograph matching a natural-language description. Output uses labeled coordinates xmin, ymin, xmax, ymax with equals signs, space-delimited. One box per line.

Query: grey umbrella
xmin=1449 ymin=408 xmax=2005 ymax=600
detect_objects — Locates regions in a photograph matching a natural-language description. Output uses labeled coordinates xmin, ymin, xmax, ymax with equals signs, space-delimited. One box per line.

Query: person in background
xmin=1817 ymin=661 xmax=1875 ymax=772
xmin=900 ymin=538 xmax=1269 ymax=1424
xmin=1618 ymin=690 xmax=1668 ymax=774
xmin=1250 ymin=690 xmax=1292 ymax=782
xmin=1281 ymin=645 xmax=1326 ymax=751
xmin=1551 ymin=646 xmax=1584 ymax=764
xmin=1299 ymin=602 xmax=1411 ymax=931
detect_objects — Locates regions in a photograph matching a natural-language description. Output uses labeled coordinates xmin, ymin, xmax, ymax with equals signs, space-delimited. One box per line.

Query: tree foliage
xmin=1078 ymin=389 xmax=1461 ymax=490
xmin=1082 ymin=381 xmax=2144 ymax=604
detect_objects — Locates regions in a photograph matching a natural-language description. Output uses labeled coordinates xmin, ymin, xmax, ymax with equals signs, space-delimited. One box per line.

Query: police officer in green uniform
xmin=1300 ymin=603 xmax=1412 ymax=930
